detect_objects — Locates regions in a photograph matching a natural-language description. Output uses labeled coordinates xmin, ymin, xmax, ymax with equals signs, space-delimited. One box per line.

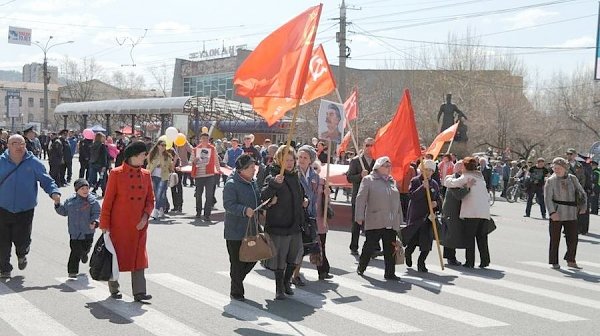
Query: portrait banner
xmin=317 ymin=99 xmax=344 ymax=144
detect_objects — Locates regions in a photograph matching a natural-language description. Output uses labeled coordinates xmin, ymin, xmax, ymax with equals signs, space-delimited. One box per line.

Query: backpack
xmin=89 ymin=235 xmax=113 ymax=281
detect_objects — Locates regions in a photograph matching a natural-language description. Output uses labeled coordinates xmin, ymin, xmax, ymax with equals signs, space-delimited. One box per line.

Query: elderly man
xmin=0 ymin=135 xmax=61 ymax=278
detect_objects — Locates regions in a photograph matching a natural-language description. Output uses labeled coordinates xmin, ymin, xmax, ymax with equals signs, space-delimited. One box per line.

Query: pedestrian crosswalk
xmin=0 ymin=260 xmax=599 ymax=335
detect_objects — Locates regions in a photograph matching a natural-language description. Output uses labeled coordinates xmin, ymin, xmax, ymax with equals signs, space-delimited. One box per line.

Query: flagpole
xmin=323 ymin=139 xmax=332 ymax=228
xmin=280 ymin=100 xmax=302 ymax=176
xmin=335 ymin=89 xmax=365 ymax=171
xmin=419 ymin=160 xmax=445 ymax=271
xmin=444 ymin=120 xmax=459 ymax=155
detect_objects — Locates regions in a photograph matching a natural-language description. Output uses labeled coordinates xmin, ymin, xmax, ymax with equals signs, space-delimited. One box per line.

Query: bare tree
xmin=110 ymin=71 xmax=146 ymax=98
xmin=148 ymin=63 xmax=173 ymax=97
xmin=60 ymin=57 xmax=104 ymax=102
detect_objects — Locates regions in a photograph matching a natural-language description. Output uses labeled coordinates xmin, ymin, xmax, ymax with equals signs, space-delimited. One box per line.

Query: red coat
xmin=100 ymin=163 xmax=154 ymax=272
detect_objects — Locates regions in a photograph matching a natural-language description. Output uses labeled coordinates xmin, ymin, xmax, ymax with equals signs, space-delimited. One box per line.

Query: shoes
xmin=463 ymin=263 xmax=474 ymax=269
xmin=291 ymin=276 xmax=306 ymax=287
xmin=371 ymin=250 xmax=383 ymax=259
xmin=18 ymin=256 xmax=27 ymax=270
xmin=195 ymin=212 xmax=202 ymax=218
xmin=230 ymin=294 xmax=245 ymax=301
xmin=356 ymin=268 xmax=365 ymax=276
xmin=68 ymin=273 xmax=77 ymax=279
xmin=0 ymin=271 xmax=10 ymax=279
xmin=447 ymin=259 xmax=462 ymax=266
xmin=158 ymin=209 xmax=165 ymax=218
xmin=417 ymin=264 xmax=428 ymax=273
xmin=110 ymin=292 xmax=123 ymax=299
xmin=134 ymin=293 xmax=153 ymax=302
xmin=542 ymin=215 xmax=547 ymax=219
xmin=203 ymin=215 xmax=211 ymax=222
xmin=523 ymin=214 xmax=530 ymax=217
xmin=150 ymin=209 xmax=159 ymax=219
xmin=318 ymin=273 xmax=334 ymax=280
xmin=350 ymin=250 xmax=359 ymax=256
xmin=551 ymin=264 xmax=561 ymax=269
xmin=479 ymin=263 xmax=489 ymax=269
xmin=384 ymin=274 xmax=401 ymax=281
xmin=567 ymin=262 xmax=582 ymax=269
xmin=405 ymin=254 xmax=413 ymax=267
xmin=81 ymin=254 xmax=88 ymax=264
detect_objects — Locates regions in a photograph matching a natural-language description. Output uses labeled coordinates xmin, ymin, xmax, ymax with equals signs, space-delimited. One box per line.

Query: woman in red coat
xmin=100 ymin=141 xmax=154 ymax=302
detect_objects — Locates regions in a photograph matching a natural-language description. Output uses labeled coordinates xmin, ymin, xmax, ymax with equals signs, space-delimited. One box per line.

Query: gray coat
xmin=355 ymin=172 xmax=403 ymax=231
xmin=441 ymin=186 xmax=469 ymax=249
xmin=544 ymin=173 xmax=587 ymax=221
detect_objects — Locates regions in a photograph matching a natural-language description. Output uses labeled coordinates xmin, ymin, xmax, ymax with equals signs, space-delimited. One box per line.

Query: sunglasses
xmin=158 ymin=143 xmax=166 ymax=147
xmin=365 ymin=144 xmax=374 ymax=147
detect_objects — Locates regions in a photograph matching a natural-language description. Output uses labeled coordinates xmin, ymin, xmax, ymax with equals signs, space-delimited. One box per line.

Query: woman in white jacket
xmin=444 ymin=157 xmax=491 ymax=268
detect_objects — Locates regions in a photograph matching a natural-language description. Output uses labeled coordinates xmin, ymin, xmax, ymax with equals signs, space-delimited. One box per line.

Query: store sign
xmin=5 ymin=90 xmax=20 ymax=118
xmin=189 ymin=44 xmax=246 ymax=61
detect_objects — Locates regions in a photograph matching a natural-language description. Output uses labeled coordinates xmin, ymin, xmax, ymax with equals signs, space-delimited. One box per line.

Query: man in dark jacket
xmin=346 ymin=137 xmax=377 ymax=255
xmin=48 ymin=133 xmax=64 ymax=187
xmin=78 ymin=137 xmax=92 ymax=179
xmin=38 ymin=131 xmax=49 ymax=160
xmin=0 ymin=135 xmax=61 ymax=278
xmin=59 ymin=129 xmax=73 ymax=185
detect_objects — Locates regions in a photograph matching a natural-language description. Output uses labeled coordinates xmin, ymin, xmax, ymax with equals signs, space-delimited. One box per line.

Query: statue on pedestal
xmin=437 ymin=94 xmax=468 ymax=142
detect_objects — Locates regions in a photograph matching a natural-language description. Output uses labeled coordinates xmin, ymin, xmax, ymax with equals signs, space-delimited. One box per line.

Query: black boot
xmin=417 ymin=251 xmax=429 ymax=273
xmin=274 ymin=270 xmax=286 ymax=300
xmin=283 ymin=265 xmax=295 ymax=295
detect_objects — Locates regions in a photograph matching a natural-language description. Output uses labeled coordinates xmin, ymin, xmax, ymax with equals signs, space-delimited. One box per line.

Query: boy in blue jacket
xmin=55 ymin=178 xmax=100 ymax=278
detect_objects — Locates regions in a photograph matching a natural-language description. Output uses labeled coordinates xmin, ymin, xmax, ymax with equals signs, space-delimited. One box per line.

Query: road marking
xmin=578 ymin=261 xmax=600 ymax=269
xmin=147 ymin=273 xmax=327 ymax=336
xmin=0 ymin=282 xmax=77 ymax=336
xmin=58 ymin=277 xmax=204 ymax=336
xmin=432 ymin=265 xmax=600 ymax=311
xmin=520 ymin=261 xmax=600 ymax=279
xmin=366 ymin=269 xmax=585 ymax=322
xmin=302 ymin=269 xmax=507 ymax=328
xmin=478 ymin=263 xmax=600 ymax=293
xmin=216 ymin=271 xmax=421 ymax=334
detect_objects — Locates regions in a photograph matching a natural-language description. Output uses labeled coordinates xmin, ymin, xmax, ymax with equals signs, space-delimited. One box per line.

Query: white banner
xmin=7 ymin=97 xmax=20 ymax=118
xmin=8 ymin=26 xmax=32 ymax=45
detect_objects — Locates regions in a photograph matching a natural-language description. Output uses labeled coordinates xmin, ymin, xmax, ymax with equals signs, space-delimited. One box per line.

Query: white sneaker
xmin=158 ymin=209 xmax=165 ymax=218
xmin=150 ymin=209 xmax=159 ymax=219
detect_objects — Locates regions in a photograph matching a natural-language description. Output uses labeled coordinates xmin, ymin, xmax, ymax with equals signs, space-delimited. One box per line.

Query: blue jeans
xmin=88 ymin=163 xmax=102 ymax=187
xmin=151 ymin=176 xmax=168 ymax=210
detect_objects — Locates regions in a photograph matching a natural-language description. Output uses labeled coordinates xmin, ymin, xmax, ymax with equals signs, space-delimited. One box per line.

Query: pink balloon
xmin=83 ymin=129 xmax=95 ymax=140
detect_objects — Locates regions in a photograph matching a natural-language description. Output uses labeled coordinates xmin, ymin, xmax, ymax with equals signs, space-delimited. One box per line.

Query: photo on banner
xmin=317 ymin=99 xmax=345 ymax=144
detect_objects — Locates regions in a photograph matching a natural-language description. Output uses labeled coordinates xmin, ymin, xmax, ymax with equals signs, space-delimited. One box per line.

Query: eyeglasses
xmin=158 ymin=143 xmax=166 ymax=147
xmin=365 ymin=144 xmax=374 ymax=147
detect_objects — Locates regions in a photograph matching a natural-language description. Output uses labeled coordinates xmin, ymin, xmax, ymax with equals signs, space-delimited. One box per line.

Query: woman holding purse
xmin=223 ymin=154 xmax=260 ymax=301
xmin=146 ymin=139 xmax=174 ymax=219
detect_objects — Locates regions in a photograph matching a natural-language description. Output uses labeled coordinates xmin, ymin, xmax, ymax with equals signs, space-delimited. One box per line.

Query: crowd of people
xmin=0 ymin=125 xmax=596 ymax=303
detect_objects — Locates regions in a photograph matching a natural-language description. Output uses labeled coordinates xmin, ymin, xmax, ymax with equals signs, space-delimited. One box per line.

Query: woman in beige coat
xmin=544 ymin=157 xmax=587 ymax=269
xmin=355 ymin=156 xmax=403 ymax=280
xmin=146 ymin=140 xmax=175 ymax=218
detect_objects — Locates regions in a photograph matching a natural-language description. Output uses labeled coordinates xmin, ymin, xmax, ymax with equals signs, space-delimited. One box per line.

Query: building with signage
xmin=22 ymin=62 xmax=59 ymax=84
xmin=0 ymin=81 xmax=60 ymax=131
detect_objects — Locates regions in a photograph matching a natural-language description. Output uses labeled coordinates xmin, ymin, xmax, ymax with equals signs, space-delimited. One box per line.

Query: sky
xmin=0 ymin=0 xmax=597 ymax=90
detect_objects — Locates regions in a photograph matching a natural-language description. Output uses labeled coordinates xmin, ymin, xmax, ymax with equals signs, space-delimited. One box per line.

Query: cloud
xmin=19 ymin=0 xmax=83 ymax=12
xmin=554 ymin=36 xmax=595 ymax=48
xmin=504 ymin=9 xmax=559 ymax=29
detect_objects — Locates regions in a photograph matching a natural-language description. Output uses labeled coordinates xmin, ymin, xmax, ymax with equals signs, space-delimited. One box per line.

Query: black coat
xmin=261 ymin=165 xmax=304 ymax=236
xmin=48 ymin=138 xmax=63 ymax=166
xmin=346 ymin=155 xmax=375 ymax=203
xmin=441 ymin=185 xmax=469 ymax=249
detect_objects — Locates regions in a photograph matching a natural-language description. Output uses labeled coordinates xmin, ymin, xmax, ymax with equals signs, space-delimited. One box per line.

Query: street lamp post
xmin=33 ymin=36 xmax=74 ymax=130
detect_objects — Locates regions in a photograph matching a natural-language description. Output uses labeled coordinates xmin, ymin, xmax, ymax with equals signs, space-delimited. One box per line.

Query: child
xmin=55 ymin=178 xmax=101 ymax=278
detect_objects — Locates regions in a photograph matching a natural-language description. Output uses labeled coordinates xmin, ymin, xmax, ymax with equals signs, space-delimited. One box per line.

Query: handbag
xmin=89 ymin=235 xmax=113 ymax=281
xmin=485 ymin=217 xmax=497 ymax=234
xmin=239 ymin=216 xmax=275 ymax=262
xmin=393 ymin=240 xmax=405 ymax=265
xmin=168 ymin=172 xmax=179 ymax=188
xmin=302 ymin=213 xmax=321 ymax=255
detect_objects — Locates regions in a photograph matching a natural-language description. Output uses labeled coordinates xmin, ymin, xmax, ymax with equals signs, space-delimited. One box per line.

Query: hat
xmin=74 ymin=178 xmax=89 ymax=191
xmin=23 ymin=126 xmax=34 ymax=134
xmin=235 ymin=153 xmax=255 ymax=170
xmin=552 ymin=157 xmax=568 ymax=169
xmin=115 ymin=130 xmax=123 ymax=135
xmin=58 ymin=129 xmax=69 ymax=135
xmin=566 ymin=148 xmax=577 ymax=154
xmin=373 ymin=156 xmax=392 ymax=170
xmin=423 ymin=159 xmax=436 ymax=171
xmin=124 ymin=141 xmax=148 ymax=160
xmin=298 ymin=145 xmax=317 ymax=162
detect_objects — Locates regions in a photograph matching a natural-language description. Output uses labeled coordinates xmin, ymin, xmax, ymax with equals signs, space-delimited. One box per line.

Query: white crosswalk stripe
xmin=0 ymin=282 xmax=77 ymax=336
xmin=366 ymin=268 xmax=585 ymax=322
xmin=429 ymin=265 xmax=600 ymax=311
xmin=217 ymin=271 xmax=422 ymax=334
xmin=578 ymin=261 xmax=600 ymax=269
xmin=521 ymin=261 xmax=600 ymax=278
xmin=302 ymin=269 xmax=508 ymax=328
xmin=57 ymin=277 xmax=204 ymax=336
xmin=147 ymin=273 xmax=328 ymax=336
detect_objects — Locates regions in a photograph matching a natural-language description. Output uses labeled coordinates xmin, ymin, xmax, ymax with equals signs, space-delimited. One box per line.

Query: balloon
xmin=158 ymin=135 xmax=173 ymax=150
xmin=174 ymin=133 xmax=187 ymax=147
xmin=82 ymin=129 xmax=94 ymax=140
xmin=165 ymin=127 xmax=178 ymax=141
xmin=201 ymin=126 xmax=209 ymax=134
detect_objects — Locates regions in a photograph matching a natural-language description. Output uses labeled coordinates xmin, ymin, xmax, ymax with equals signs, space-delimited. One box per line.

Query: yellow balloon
xmin=174 ymin=133 xmax=187 ymax=146
xmin=158 ymin=135 xmax=174 ymax=150
xmin=201 ymin=126 xmax=209 ymax=134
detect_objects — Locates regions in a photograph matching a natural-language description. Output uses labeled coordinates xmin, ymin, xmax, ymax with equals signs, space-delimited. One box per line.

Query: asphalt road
xmin=1 ymin=160 xmax=599 ymax=336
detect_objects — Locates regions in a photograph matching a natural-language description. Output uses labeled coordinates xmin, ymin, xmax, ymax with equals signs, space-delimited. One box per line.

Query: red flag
xmin=234 ymin=5 xmax=322 ymax=125
xmin=425 ymin=122 xmax=459 ymax=160
xmin=250 ymin=44 xmax=336 ymax=125
xmin=337 ymin=130 xmax=352 ymax=156
xmin=344 ymin=88 xmax=358 ymax=125
xmin=371 ymin=89 xmax=421 ymax=181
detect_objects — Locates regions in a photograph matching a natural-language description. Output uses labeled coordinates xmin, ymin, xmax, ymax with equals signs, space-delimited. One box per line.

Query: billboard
xmin=5 ymin=90 xmax=20 ymax=118
xmin=7 ymin=26 xmax=32 ymax=45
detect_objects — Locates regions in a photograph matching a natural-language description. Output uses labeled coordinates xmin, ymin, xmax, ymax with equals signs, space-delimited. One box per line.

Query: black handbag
xmin=302 ymin=212 xmax=321 ymax=255
xmin=89 ymin=235 xmax=113 ymax=281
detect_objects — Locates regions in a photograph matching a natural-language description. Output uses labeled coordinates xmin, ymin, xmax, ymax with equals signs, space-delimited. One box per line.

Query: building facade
xmin=22 ymin=62 xmax=59 ymax=84
xmin=0 ymin=81 xmax=60 ymax=130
